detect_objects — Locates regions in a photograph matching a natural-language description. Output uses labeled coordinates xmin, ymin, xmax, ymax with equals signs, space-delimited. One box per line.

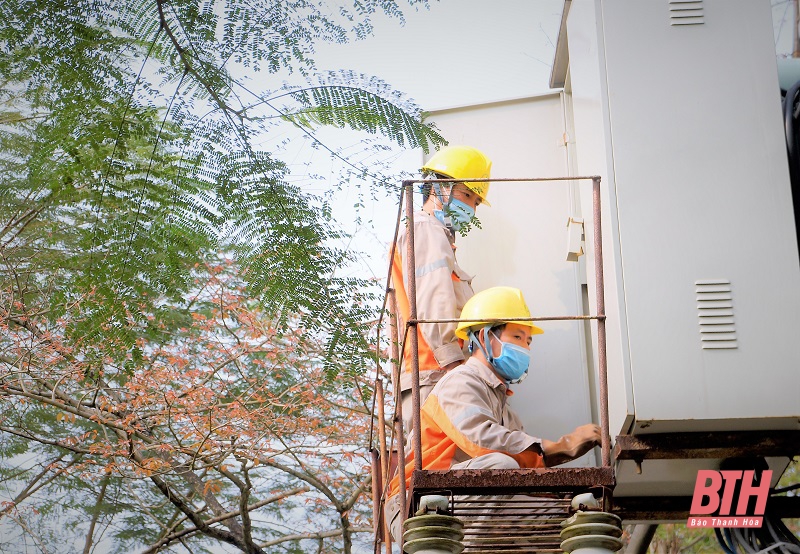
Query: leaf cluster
xmin=1 ymin=0 xmax=444 ymax=552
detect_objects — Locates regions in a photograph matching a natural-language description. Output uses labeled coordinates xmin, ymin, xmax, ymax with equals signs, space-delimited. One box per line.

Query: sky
xmin=8 ymin=3 xmax=796 ymax=552
xmin=0 ymin=6 xmax=569 ymax=552
xmin=255 ymin=3 xmax=798 ymax=550
xmin=774 ymin=0 xmax=797 ymax=56
xmin=312 ymin=0 xmax=564 ymax=110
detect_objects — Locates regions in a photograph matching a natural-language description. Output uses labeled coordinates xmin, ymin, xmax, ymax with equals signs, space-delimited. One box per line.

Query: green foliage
xmin=0 ymin=0 xmax=444 ymax=552
xmin=283 ymin=70 xmax=444 ymax=152
xmin=1 ymin=0 xmax=444 ymax=371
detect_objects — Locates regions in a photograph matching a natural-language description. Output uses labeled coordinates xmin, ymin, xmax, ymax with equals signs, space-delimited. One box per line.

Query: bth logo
xmin=687 ymin=469 xmax=772 ymax=528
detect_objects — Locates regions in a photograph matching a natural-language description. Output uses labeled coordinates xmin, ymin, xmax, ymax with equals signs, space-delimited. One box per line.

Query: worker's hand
xmin=540 ymin=423 xmax=601 ymax=467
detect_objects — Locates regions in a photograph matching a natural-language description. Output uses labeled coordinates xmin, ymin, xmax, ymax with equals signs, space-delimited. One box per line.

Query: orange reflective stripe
xmin=418 ymin=402 xmax=457 ymax=471
xmin=426 ymin=394 xmax=545 ymax=470
xmin=512 ymin=449 xmax=545 ymax=469
xmin=426 ymin=394 xmax=497 ymax=461
xmin=392 ymin=249 xmax=440 ymax=372
xmin=387 ymin=395 xmax=545 ymax=500
xmin=388 ymin=402 xmax=456 ymax=498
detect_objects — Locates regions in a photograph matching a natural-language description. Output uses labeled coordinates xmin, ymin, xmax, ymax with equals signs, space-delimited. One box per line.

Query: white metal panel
xmin=601 ymin=0 xmax=800 ymax=430
xmin=561 ymin=0 xmax=800 ymax=498
xmin=427 ymin=95 xmax=598 ymax=465
xmin=566 ymin=0 xmax=800 ymax=433
xmin=565 ymin=0 xmax=636 ymax=441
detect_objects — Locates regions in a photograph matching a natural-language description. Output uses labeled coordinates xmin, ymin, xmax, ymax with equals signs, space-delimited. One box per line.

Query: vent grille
xmin=696 ymin=279 xmax=737 ymax=349
xmin=670 ymin=0 xmax=704 ymax=26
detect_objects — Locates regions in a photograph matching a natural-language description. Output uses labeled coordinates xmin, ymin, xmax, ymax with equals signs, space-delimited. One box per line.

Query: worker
xmin=391 ymin=144 xmax=492 ymax=438
xmin=385 ymin=286 xmax=602 ymax=543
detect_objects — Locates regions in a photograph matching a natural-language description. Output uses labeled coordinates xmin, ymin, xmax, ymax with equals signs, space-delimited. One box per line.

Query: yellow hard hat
xmin=421 ymin=145 xmax=492 ymax=206
xmin=455 ymin=286 xmax=544 ymax=340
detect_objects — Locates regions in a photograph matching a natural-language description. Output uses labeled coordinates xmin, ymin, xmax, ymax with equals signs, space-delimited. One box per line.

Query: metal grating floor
xmin=452 ymin=495 xmax=571 ymax=553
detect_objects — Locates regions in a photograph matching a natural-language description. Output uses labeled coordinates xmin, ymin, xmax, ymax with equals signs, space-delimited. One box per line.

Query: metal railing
xmin=370 ymin=175 xmax=612 ymax=553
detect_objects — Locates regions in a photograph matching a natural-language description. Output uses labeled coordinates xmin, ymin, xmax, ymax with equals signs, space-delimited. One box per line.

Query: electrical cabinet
xmin=561 ymin=0 xmax=800 ymax=433
xmin=557 ymin=0 xmax=800 ymax=495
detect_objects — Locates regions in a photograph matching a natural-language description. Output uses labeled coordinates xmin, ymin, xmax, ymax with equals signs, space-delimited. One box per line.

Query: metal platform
xmin=410 ymin=467 xmax=615 ymax=498
xmin=404 ymin=467 xmax=615 ymax=553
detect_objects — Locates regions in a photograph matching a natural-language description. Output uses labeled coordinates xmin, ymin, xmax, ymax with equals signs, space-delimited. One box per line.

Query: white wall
xmin=427 ymin=94 xmax=599 ymax=465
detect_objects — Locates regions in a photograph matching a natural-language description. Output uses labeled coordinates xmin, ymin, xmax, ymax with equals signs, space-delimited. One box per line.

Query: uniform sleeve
xmin=398 ymin=217 xmax=466 ymax=367
xmin=424 ymin=372 xmax=544 ymax=468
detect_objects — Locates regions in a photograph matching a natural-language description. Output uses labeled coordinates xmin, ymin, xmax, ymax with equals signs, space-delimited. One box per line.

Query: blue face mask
xmin=489 ymin=332 xmax=531 ymax=384
xmin=433 ymin=208 xmax=449 ymax=227
xmin=429 ymin=182 xmax=476 ymax=232
xmin=445 ymin=198 xmax=475 ymax=231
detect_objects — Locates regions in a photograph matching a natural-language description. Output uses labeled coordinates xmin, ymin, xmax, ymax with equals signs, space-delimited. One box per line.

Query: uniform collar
xmin=417 ymin=209 xmax=443 ymax=225
xmin=463 ymin=357 xmax=508 ymax=393
xmin=416 ymin=209 xmax=456 ymax=245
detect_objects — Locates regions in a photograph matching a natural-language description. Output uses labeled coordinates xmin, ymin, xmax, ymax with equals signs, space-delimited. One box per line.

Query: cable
xmin=769 ymin=516 xmax=800 ymax=550
xmin=783 ymin=80 xmax=800 ymax=175
xmin=716 ymin=511 xmax=800 ymax=554
xmin=735 ymin=528 xmax=757 ymax=553
xmin=716 ymin=527 xmax=736 ymax=554
xmin=754 ymin=543 xmax=800 ymax=554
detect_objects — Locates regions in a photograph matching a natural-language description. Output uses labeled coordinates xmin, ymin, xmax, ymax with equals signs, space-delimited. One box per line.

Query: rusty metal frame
xmin=614 ymin=431 xmax=800 ymax=462
xmin=410 ymin=467 xmax=615 ymax=496
xmin=400 ymin=175 xmax=610 ymax=469
xmin=371 ymin=175 xmax=610 ymax=552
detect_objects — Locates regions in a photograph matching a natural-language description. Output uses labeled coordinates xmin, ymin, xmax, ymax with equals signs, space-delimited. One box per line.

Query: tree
xmin=1 ymin=260 xmax=379 ymax=552
xmin=0 ymin=0 xmax=443 ymax=551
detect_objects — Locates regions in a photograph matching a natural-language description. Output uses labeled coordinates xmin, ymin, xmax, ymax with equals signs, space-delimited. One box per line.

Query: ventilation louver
xmin=670 ymin=0 xmax=704 ymax=26
xmin=696 ymin=279 xmax=737 ymax=349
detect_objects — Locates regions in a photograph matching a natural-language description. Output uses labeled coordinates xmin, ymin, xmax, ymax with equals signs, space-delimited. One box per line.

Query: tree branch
xmin=139 ymin=486 xmax=310 ymax=554
xmin=82 ymin=476 xmax=109 ymax=554
xmin=258 ymin=526 xmax=373 ymax=549
xmin=0 ymin=426 xmax=94 ymax=455
xmin=154 ymin=0 xmax=238 ymax=120
xmin=0 ymin=454 xmax=75 ymax=517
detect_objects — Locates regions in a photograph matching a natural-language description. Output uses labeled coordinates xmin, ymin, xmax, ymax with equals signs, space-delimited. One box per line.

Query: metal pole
xmin=403 ymin=180 xmax=423 ymax=471
xmin=388 ymin=287 xmax=402 ymax=450
xmin=376 ymin=379 xmax=388 ymax=489
xmin=794 ymin=0 xmax=800 ymax=58
xmin=394 ymin=417 xmax=407 ymax=551
xmin=370 ymin=448 xmax=381 ymax=550
xmin=374 ymin=380 xmax=392 ymax=554
xmin=592 ymin=177 xmax=611 ymax=468
xmin=385 ymin=289 xmax=400 ymax=554
xmin=625 ymin=524 xmax=658 ymax=554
